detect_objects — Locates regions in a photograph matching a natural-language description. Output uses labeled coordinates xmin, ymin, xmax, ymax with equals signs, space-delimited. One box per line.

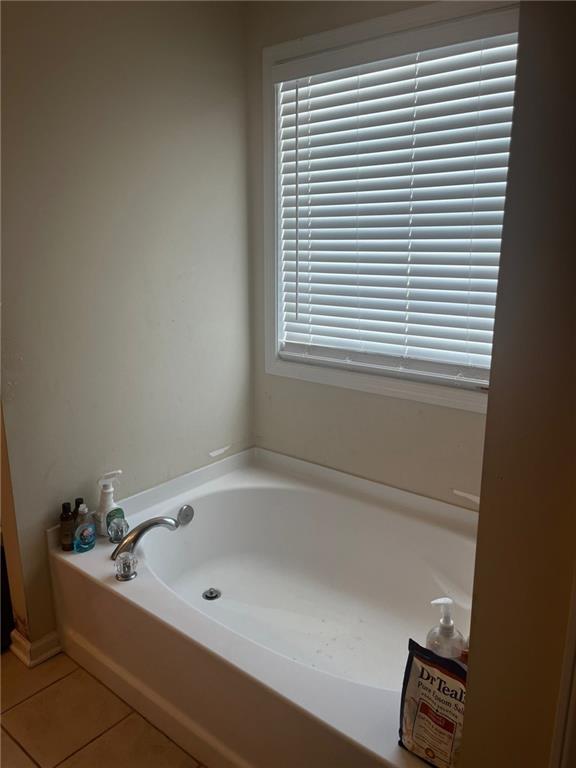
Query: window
xmin=264 ymin=7 xmax=519 ymax=410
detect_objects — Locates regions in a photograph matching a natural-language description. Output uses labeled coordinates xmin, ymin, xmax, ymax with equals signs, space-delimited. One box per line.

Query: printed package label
xmin=399 ymin=640 xmax=467 ymax=768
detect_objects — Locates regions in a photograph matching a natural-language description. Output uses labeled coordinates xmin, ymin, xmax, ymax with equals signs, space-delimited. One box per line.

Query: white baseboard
xmin=10 ymin=629 xmax=61 ymax=668
xmin=62 ymin=628 xmax=252 ymax=768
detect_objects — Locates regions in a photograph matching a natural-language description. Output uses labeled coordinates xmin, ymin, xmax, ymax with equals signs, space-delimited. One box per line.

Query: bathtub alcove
xmin=49 ymin=448 xmax=476 ymax=768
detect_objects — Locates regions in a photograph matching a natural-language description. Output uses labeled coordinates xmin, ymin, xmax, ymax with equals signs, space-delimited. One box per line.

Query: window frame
xmin=263 ymin=2 xmax=519 ymax=414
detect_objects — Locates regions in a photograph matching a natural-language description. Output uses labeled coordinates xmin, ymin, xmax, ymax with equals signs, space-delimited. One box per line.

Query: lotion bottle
xmin=95 ymin=470 xmax=122 ymax=537
xmin=426 ymin=597 xmax=466 ymax=659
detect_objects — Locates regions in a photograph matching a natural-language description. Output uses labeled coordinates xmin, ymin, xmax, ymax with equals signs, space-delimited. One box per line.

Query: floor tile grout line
xmin=1 ymin=724 xmax=43 ymax=767
xmin=2 ymin=661 xmax=133 ymax=766
xmin=4 ymin=652 xmax=203 ymax=767
xmin=74 ymin=664 xmax=134 ymax=713
xmin=1 ymin=666 xmax=79 ymax=715
xmin=123 ymin=708 xmax=203 ymax=767
xmin=51 ymin=711 xmax=134 ymax=768
xmin=70 ymin=659 xmax=203 ymax=766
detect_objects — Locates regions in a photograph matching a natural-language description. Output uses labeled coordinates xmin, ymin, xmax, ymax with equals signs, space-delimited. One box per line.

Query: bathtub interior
xmin=141 ymin=466 xmax=475 ymax=691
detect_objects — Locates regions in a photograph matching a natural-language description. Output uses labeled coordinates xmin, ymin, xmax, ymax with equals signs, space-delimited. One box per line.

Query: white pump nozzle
xmin=431 ymin=597 xmax=455 ymax=632
xmin=426 ymin=596 xmax=465 ymax=658
xmin=98 ymin=470 xmax=122 ymax=490
xmin=95 ymin=470 xmax=123 ymax=537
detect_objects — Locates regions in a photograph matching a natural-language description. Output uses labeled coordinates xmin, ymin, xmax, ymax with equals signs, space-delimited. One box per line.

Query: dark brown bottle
xmin=73 ymin=497 xmax=84 ymax=521
xmin=60 ymin=502 xmax=75 ymax=552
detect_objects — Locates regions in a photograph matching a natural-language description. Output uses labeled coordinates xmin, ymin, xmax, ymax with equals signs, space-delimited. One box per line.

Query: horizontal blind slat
xmin=283 ymin=302 xmax=494 ymax=326
xmin=282 ymin=263 xmax=499 ymax=277
xmin=282 ymin=239 xmax=503 ymax=252
xmin=283 ymin=286 xmax=497 ymax=304
xmin=283 ymin=276 xmax=497 ymax=291
xmin=283 ymin=214 xmax=505 ymax=227
xmin=282 ymin=200 xmax=505 ymax=216
xmin=282 ymin=183 xmax=508 ymax=205
xmin=282 ymin=255 xmax=500 ymax=267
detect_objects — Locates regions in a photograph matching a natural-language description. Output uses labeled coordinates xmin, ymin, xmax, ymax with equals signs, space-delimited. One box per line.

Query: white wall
xmin=2 ymin=1 xmax=251 ymax=640
xmin=248 ymin=2 xmax=486 ymax=505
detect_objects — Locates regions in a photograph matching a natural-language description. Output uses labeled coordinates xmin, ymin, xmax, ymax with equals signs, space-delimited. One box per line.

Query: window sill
xmin=266 ymin=356 xmax=488 ymax=414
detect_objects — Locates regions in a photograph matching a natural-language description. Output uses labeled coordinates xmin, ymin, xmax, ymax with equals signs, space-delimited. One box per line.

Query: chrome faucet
xmin=110 ymin=505 xmax=194 ymax=561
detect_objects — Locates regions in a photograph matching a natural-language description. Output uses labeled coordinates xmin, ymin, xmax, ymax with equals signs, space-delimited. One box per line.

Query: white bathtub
xmin=49 ymin=449 xmax=476 ymax=768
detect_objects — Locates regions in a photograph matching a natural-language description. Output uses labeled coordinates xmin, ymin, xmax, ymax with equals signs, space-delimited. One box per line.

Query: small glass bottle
xmin=72 ymin=497 xmax=84 ymax=521
xmin=60 ymin=502 xmax=75 ymax=552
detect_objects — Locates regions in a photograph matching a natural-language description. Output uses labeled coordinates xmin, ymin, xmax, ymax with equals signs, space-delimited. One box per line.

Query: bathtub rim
xmin=49 ymin=447 xmax=478 ymax=544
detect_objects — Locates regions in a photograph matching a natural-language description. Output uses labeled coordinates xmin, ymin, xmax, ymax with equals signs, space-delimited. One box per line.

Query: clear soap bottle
xmin=74 ymin=503 xmax=96 ymax=553
xmin=426 ymin=597 xmax=466 ymax=659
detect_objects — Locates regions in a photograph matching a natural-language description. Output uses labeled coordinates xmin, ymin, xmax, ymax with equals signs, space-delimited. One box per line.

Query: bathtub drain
xmin=202 ymin=588 xmax=221 ymax=601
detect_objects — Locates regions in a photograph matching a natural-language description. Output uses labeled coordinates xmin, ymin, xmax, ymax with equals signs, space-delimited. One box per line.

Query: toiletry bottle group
xmin=59 ymin=468 xmax=127 ymax=551
xmin=60 ymin=499 xmax=96 ymax=552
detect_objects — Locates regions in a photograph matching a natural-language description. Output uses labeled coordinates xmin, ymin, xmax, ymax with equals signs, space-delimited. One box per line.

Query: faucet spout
xmin=110 ymin=505 xmax=194 ymax=560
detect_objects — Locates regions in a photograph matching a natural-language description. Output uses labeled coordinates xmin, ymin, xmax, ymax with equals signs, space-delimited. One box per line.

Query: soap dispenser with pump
xmin=426 ymin=597 xmax=466 ymax=660
xmin=95 ymin=470 xmax=124 ymax=537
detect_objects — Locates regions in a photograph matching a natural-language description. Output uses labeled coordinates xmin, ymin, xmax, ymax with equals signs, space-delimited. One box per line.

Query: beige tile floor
xmin=1 ymin=651 xmax=204 ymax=768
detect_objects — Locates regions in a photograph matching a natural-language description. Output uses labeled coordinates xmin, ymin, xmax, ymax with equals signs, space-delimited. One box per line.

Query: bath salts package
xmin=399 ymin=640 xmax=467 ymax=768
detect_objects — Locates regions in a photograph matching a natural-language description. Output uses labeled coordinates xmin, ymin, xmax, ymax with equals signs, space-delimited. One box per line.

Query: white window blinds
xmin=276 ymin=30 xmax=518 ymax=388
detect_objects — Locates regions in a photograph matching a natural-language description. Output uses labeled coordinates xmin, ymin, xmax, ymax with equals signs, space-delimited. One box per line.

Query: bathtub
xmin=49 ymin=449 xmax=476 ymax=768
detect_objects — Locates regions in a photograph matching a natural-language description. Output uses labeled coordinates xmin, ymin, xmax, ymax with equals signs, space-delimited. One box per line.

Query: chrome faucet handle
xmin=110 ymin=505 xmax=194 ymax=561
xmin=108 ymin=517 xmax=130 ymax=544
xmin=115 ymin=552 xmax=138 ymax=581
